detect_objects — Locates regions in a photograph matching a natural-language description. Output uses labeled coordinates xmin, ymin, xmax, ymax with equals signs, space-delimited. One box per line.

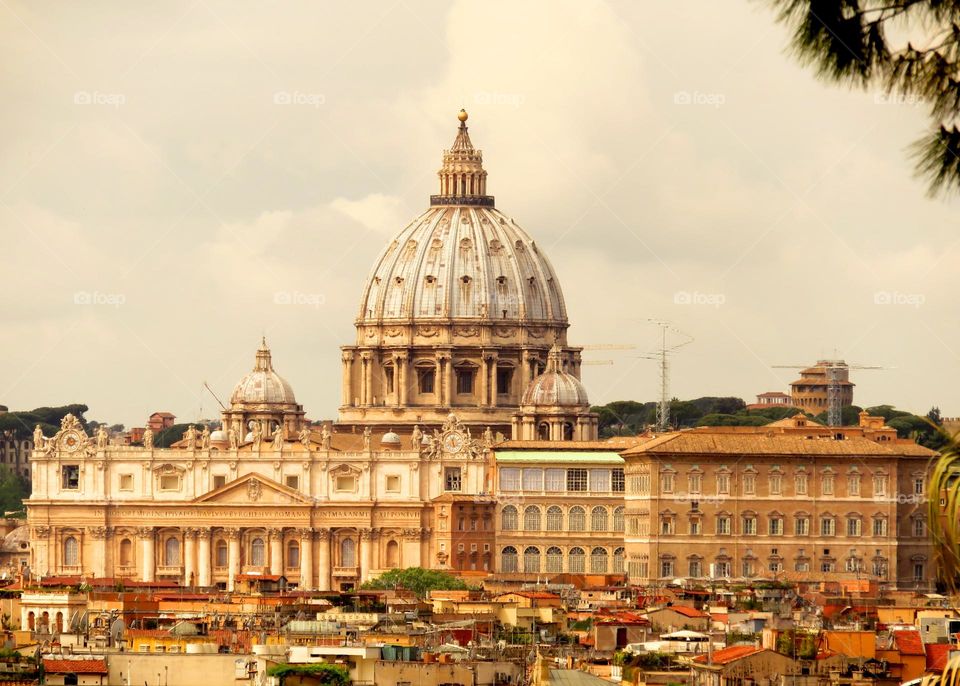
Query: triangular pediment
xmin=194 ymin=473 xmax=310 ymax=505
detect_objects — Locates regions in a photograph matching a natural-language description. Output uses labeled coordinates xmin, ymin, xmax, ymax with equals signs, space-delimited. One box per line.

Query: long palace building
xmin=25 ymin=112 xmax=937 ymax=591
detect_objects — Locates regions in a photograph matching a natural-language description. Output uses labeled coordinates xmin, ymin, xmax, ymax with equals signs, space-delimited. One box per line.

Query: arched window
xmin=251 ymin=537 xmax=266 ymax=566
xmin=63 ymin=536 xmax=79 ymax=567
xmin=119 ymin=538 xmax=133 ymax=566
xmin=613 ymin=506 xmax=625 ymax=533
xmin=164 ymin=537 xmax=180 ymax=566
xmin=286 ymin=540 xmax=299 ymax=569
xmin=613 ymin=547 xmax=625 ymax=574
xmin=568 ymin=506 xmax=585 ymax=531
xmin=501 ymin=505 xmax=518 ymax=531
xmin=563 ymin=422 xmax=574 ymax=440
xmin=215 ymin=540 xmax=228 ymax=568
xmin=501 ymin=546 xmax=518 ymax=573
xmin=524 ymin=546 xmax=541 ymax=573
xmin=341 ymin=538 xmax=356 ymax=567
xmin=546 ymin=547 xmax=563 ymax=573
xmin=546 ymin=506 xmax=563 ymax=531
xmin=568 ymin=547 xmax=585 ymax=573
xmin=385 ymin=540 xmax=400 ymax=568
xmin=590 ymin=547 xmax=609 ymax=573
xmin=523 ymin=506 xmax=541 ymax=531
xmin=591 ymin=506 xmax=608 ymax=531
xmin=538 ymin=423 xmax=550 ymax=440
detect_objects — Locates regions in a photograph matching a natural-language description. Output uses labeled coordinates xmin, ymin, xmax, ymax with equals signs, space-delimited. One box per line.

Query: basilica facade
xmin=25 ymin=111 xmax=599 ymax=590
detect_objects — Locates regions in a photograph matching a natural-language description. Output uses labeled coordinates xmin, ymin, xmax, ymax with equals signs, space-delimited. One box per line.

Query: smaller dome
xmin=210 ymin=430 xmax=226 ymax=442
xmin=521 ymin=346 xmax=589 ymax=407
xmin=381 ymin=430 xmax=401 ymax=447
xmin=231 ymin=339 xmax=297 ymax=406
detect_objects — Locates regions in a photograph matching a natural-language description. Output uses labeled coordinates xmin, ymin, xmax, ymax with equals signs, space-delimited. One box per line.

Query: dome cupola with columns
xmin=513 ymin=344 xmax=598 ymax=441
xmin=338 ymin=110 xmax=586 ymax=433
xmin=222 ymin=338 xmax=306 ymax=441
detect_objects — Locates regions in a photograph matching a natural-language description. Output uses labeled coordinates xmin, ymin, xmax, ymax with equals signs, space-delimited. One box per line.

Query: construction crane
xmin=772 ymin=360 xmax=885 ymax=427
xmin=638 ymin=320 xmax=694 ymax=432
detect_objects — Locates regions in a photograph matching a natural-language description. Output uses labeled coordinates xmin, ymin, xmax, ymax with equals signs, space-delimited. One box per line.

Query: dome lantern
xmin=431 ymin=109 xmax=493 ymax=208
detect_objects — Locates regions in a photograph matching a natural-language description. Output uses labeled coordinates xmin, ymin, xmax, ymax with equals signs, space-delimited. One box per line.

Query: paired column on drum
xmin=197 ymin=528 xmax=211 ymax=587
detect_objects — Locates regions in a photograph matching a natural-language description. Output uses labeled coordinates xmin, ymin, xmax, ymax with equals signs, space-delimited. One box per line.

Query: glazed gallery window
xmin=61 ymin=465 xmax=80 ymax=490
xmin=522 ymin=468 xmax=543 ymax=491
xmin=546 ymin=506 xmax=563 ymax=531
xmin=417 ymin=368 xmax=435 ymax=394
xmin=568 ymin=507 xmax=586 ymax=531
xmin=544 ymin=469 xmax=565 ymax=492
xmin=566 ymin=469 xmax=588 ymax=492
xmin=499 ymin=468 xmax=520 ymax=491
xmin=612 ymin=468 xmax=625 ymax=493
xmin=455 ymin=368 xmax=475 ymax=395
xmin=590 ymin=469 xmax=611 ymax=492
xmin=444 ymin=467 xmax=462 ymax=492
xmin=501 ymin=506 xmax=518 ymax=531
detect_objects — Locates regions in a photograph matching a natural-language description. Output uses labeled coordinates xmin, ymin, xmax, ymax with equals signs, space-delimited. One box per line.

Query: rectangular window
xmin=795 ymin=473 xmax=808 ymax=495
xmin=873 ymin=475 xmax=887 ymax=496
xmin=690 ymin=519 xmax=701 ymax=535
xmin=590 ymin=469 xmax=610 ymax=492
xmin=660 ymin=560 xmax=674 ymax=577
xmin=742 ymin=473 xmax=755 ymax=495
xmin=385 ymin=475 xmax=401 ymax=493
xmin=335 ymin=475 xmax=356 ymax=492
xmin=612 ymin=468 xmax=625 ymax=493
xmin=847 ymin=518 xmax=862 ymax=537
xmin=821 ymin=561 xmax=835 ymax=572
xmin=769 ymin=474 xmax=782 ymax=495
xmin=285 ymin=475 xmax=300 ymax=491
xmin=914 ymin=519 xmax=925 ymax=537
xmin=795 ymin=517 xmax=810 ymax=536
xmin=795 ymin=561 xmax=810 ymax=572
xmin=567 ymin=469 xmax=588 ymax=492
xmin=522 ymin=468 xmax=543 ymax=492
xmin=444 ymin=467 xmax=462 ymax=492
xmin=62 ymin=465 xmax=80 ymax=490
xmin=496 ymin=367 xmax=513 ymax=395
xmin=417 ymin=368 xmax=434 ymax=394
xmin=661 ymin=473 xmax=674 ymax=493
xmin=545 ymin=469 xmax=565 ymax=492
xmin=848 ymin=474 xmax=861 ymax=496
xmin=717 ymin=516 xmax=731 ymax=535
xmin=742 ymin=516 xmax=757 ymax=535
xmin=499 ymin=468 xmax=521 ymax=491
xmin=822 ymin=474 xmax=834 ymax=495
xmin=119 ymin=474 xmax=134 ymax=491
xmin=914 ymin=477 xmax=925 ymax=495
xmin=716 ymin=473 xmax=730 ymax=494
xmin=770 ymin=517 xmax=783 ymax=536
xmin=159 ymin=474 xmax=180 ymax=491
xmin=213 ymin=475 xmax=227 ymax=490
xmin=385 ymin=366 xmax=395 ymax=394
xmin=456 ymin=369 xmax=474 ymax=395
xmin=820 ymin=517 xmax=836 ymax=536
xmin=688 ymin=473 xmax=702 ymax=494
xmin=873 ymin=518 xmax=888 ymax=537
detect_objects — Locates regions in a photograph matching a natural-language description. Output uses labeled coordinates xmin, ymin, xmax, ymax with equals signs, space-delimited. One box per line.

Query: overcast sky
xmin=2 ymin=0 xmax=959 ymax=428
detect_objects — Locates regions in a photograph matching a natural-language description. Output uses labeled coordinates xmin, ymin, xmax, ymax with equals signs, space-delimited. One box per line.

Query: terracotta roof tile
xmin=42 ymin=658 xmax=108 ymax=674
xmin=926 ymin=643 xmax=952 ymax=672
xmin=892 ymin=630 xmax=925 ymax=656
xmin=693 ymin=646 xmax=765 ymax=665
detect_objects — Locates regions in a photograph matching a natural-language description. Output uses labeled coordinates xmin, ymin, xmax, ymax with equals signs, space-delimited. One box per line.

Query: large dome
xmin=357 ymin=205 xmax=567 ymax=323
xmin=230 ymin=339 xmax=297 ymax=406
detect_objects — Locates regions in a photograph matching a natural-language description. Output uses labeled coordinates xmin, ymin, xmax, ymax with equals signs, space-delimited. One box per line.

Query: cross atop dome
xmin=430 ymin=109 xmax=494 ymax=207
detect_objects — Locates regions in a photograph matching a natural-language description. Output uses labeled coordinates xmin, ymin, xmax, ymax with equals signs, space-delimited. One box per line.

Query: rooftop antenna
xmin=639 ymin=321 xmax=693 ymax=432
xmin=772 ymin=359 xmax=886 ymax=427
xmin=203 ymin=382 xmax=228 ymax=412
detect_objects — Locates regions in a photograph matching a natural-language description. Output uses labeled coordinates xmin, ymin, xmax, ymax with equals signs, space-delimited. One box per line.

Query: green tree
xmin=361 ymin=567 xmax=469 ymax=598
xmin=0 ymin=466 xmax=28 ymax=514
xmin=266 ymin=663 xmax=349 ymax=686
xmin=155 ymin=423 xmax=195 ymax=449
xmin=768 ymin=0 xmax=960 ymax=195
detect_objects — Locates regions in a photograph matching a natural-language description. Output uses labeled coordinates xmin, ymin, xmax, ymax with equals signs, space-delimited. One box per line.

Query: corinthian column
xmin=89 ymin=527 xmax=108 ymax=578
xmin=226 ymin=528 xmax=240 ymax=591
xmin=341 ymin=351 xmax=354 ymax=407
xmin=488 ymin=353 xmax=499 ymax=407
xmin=184 ymin=528 xmax=198 ymax=587
xmin=299 ymin=528 xmax=314 ymax=590
xmin=359 ymin=529 xmax=374 ymax=583
xmin=197 ymin=528 xmax=211 ymax=588
xmin=269 ymin=528 xmax=283 ymax=576
xmin=137 ymin=527 xmax=155 ymax=582
xmin=316 ymin=529 xmax=330 ymax=591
